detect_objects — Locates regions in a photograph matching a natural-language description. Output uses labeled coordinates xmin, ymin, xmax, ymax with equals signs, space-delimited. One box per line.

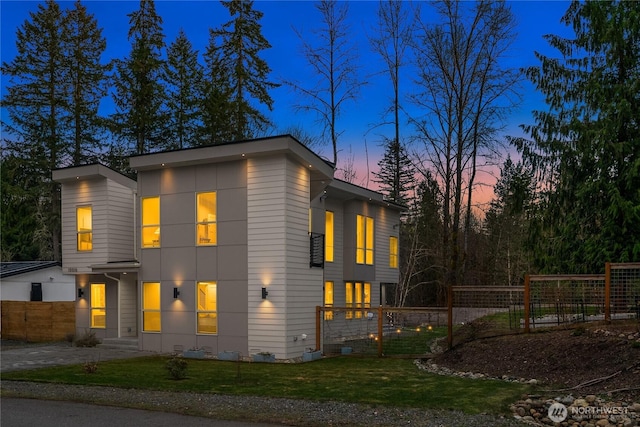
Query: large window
xmin=91 ymin=283 xmax=105 ymax=328
xmin=76 ymin=206 xmax=93 ymax=251
xmin=142 ymin=197 xmax=160 ymax=248
xmin=325 ymin=211 xmax=334 ymax=262
xmin=389 ymin=236 xmax=399 ymax=268
xmin=142 ymin=282 xmax=161 ymax=332
xmin=197 ymin=281 xmax=217 ymax=334
xmin=356 ymin=215 xmax=374 ymax=265
xmin=345 ymin=282 xmax=371 ymax=319
xmin=324 ymin=281 xmax=334 ymax=320
xmin=196 ymin=192 xmax=217 ymax=245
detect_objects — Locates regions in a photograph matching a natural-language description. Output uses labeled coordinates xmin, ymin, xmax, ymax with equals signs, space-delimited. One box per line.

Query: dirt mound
xmin=434 ymin=322 xmax=640 ymax=400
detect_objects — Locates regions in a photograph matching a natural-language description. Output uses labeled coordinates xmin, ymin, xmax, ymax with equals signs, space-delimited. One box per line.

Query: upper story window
xmin=142 ymin=282 xmax=161 ymax=332
xmin=141 ymin=197 xmax=160 ymax=248
xmin=325 ymin=211 xmax=334 ymax=262
xmin=197 ymin=281 xmax=217 ymax=334
xmin=76 ymin=206 xmax=93 ymax=251
xmin=389 ymin=236 xmax=399 ymax=268
xmin=196 ymin=192 xmax=217 ymax=245
xmin=356 ymin=214 xmax=374 ymax=265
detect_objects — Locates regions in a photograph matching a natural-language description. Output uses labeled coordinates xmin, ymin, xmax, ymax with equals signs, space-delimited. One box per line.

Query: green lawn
xmin=1 ymin=355 xmax=530 ymax=414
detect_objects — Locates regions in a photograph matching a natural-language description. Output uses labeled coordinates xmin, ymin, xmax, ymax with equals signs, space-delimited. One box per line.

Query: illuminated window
xmin=389 ymin=236 xmax=399 ymax=268
xmin=91 ymin=283 xmax=105 ymax=328
xmin=142 ymin=197 xmax=160 ymax=248
xmin=325 ymin=211 xmax=334 ymax=262
xmin=76 ymin=206 xmax=92 ymax=251
xmin=356 ymin=215 xmax=374 ymax=265
xmin=196 ymin=192 xmax=217 ymax=245
xmin=197 ymin=281 xmax=217 ymax=334
xmin=142 ymin=282 xmax=161 ymax=332
xmin=324 ymin=281 xmax=334 ymax=320
xmin=345 ymin=281 xmax=371 ymax=320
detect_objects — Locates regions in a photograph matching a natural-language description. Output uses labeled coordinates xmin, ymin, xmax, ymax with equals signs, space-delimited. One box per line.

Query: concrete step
xmin=97 ymin=337 xmax=139 ymax=351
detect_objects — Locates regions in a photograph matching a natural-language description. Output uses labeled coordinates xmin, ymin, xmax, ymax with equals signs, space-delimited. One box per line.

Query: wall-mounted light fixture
xmin=261 ymin=287 xmax=268 ymax=299
xmin=77 ymin=288 xmax=84 ymax=298
xmin=173 ymin=287 xmax=180 ymax=299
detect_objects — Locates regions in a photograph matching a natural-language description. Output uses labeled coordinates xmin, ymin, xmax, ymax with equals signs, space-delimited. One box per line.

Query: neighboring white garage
xmin=1 ymin=261 xmax=75 ymax=302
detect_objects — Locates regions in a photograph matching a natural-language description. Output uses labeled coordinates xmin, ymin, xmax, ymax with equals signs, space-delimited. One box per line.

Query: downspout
xmin=104 ymin=273 xmax=121 ymax=338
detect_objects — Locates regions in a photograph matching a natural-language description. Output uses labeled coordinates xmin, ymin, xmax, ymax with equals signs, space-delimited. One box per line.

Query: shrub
xmin=74 ymin=330 xmax=100 ymax=347
xmin=83 ymin=360 xmax=98 ymax=374
xmin=166 ymin=356 xmax=188 ymax=380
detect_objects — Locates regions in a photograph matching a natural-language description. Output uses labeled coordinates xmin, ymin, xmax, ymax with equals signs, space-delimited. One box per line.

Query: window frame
xmin=325 ymin=211 xmax=334 ymax=262
xmin=196 ymin=192 xmax=217 ymax=246
xmin=141 ymin=196 xmax=160 ymax=248
xmin=90 ymin=283 xmax=105 ymax=328
xmin=76 ymin=205 xmax=93 ymax=251
xmin=324 ymin=281 xmax=334 ymax=320
xmin=196 ymin=281 xmax=218 ymax=334
xmin=345 ymin=281 xmax=371 ymax=320
xmin=356 ymin=215 xmax=374 ymax=265
xmin=389 ymin=236 xmax=399 ymax=268
xmin=142 ymin=282 xmax=161 ymax=332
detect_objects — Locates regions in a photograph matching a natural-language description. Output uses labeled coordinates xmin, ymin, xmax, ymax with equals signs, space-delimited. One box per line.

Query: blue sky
xmin=1 ymin=0 xmax=572 ymax=196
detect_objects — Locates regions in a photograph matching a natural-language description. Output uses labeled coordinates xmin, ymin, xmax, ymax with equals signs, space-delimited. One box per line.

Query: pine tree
xmin=65 ymin=0 xmax=110 ymax=165
xmin=112 ymin=0 xmax=168 ymax=154
xmin=209 ymin=0 xmax=278 ymax=141
xmin=164 ymin=29 xmax=203 ymax=149
xmin=512 ymin=1 xmax=640 ymax=272
xmin=373 ymin=138 xmax=414 ymax=205
xmin=1 ymin=0 xmax=69 ymax=260
xmin=199 ymin=32 xmax=235 ymax=145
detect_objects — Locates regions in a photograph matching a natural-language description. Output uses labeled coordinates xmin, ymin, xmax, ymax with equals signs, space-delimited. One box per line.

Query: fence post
xmin=377 ymin=305 xmax=383 ymax=357
xmin=316 ymin=306 xmax=321 ymax=352
xmin=524 ymin=275 xmax=530 ymax=333
xmin=605 ymin=262 xmax=611 ymax=322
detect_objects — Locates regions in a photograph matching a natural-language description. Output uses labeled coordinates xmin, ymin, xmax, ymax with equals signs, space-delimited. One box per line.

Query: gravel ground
xmin=0 ymin=380 xmax=526 ymax=426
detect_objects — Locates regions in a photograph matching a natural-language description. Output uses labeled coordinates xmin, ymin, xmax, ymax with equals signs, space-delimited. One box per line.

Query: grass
xmin=1 ymin=355 xmax=530 ymax=415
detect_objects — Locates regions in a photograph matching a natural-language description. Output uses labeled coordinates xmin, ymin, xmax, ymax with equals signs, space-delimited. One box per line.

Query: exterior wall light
xmin=77 ymin=288 xmax=84 ymax=298
xmin=261 ymin=287 xmax=268 ymax=299
xmin=173 ymin=287 xmax=180 ymax=299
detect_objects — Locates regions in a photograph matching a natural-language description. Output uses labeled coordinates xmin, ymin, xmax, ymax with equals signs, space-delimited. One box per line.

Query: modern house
xmin=52 ymin=135 xmax=403 ymax=359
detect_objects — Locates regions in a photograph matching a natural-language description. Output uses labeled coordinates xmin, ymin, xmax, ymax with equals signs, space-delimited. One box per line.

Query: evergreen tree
xmin=373 ymin=138 xmax=414 ymax=205
xmin=484 ymin=157 xmax=535 ymax=286
xmin=199 ymin=32 xmax=235 ymax=145
xmin=65 ymin=0 xmax=110 ymax=165
xmin=209 ymin=0 xmax=278 ymax=140
xmin=512 ymin=1 xmax=640 ymax=272
xmin=1 ymin=0 xmax=69 ymax=260
xmin=112 ymin=0 xmax=168 ymax=154
xmin=164 ymin=29 xmax=203 ymax=149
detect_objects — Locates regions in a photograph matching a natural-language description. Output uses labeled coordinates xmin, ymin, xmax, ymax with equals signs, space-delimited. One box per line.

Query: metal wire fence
xmin=315 ymin=263 xmax=640 ymax=357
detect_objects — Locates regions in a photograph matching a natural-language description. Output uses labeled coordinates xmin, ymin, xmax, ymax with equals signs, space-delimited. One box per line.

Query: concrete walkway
xmin=0 ymin=341 xmax=154 ymax=373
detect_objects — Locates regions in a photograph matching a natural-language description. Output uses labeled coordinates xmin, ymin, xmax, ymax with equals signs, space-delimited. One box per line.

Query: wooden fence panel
xmin=1 ymin=301 xmax=76 ymax=342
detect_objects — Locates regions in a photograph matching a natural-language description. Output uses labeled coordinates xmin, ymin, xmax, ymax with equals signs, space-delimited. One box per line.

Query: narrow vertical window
xmin=356 ymin=215 xmax=374 ymax=265
xmin=364 ymin=282 xmax=371 ymax=314
xmin=142 ymin=197 xmax=160 ymax=248
xmin=324 ymin=281 xmax=334 ymax=320
xmin=91 ymin=283 xmax=105 ymax=328
xmin=389 ymin=236 xmax=399 ymax=268
xmin=142 ymin=282 xmax=161 ymax=332
xmin=345 ymin=282 xmax=353 ymax=320
xmin=355 ymin=282 xmax=363 ymax=318
xmin=197 ymin=281 xmax=217 ymax=334
xmin=76 ymin=206 xmax=92 ymax=251
xmin=325 ymin=211 xmax=334 ymax=262
xmin=196 ymin=192 xmax=217 ymax=245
